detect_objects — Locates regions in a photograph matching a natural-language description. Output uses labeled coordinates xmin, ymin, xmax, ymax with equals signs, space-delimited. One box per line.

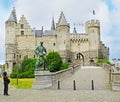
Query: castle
xmin=5 ymin=8 xmax=109 ymax=73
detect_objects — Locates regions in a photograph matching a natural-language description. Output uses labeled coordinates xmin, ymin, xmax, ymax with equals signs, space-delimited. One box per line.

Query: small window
xmin=21 ymin=31 xmax=24 ymax=35
xmin=14 ymin=54 xmax=15 ymax=58
xmin=53 ymin=43 xmax=55 ymax=46
xmin=6 ymin=63 xmax=9 ymax=68
xmin=16 ymin=55 xmax=19 ymax=59
xmin=34 ymin=55 xmax=35 ymax=58
xmin=21 ymin=24 xmax=24 ymax=29
xmin=19 ymin=55 xmax=21 ymax=59
xmin=26 ymin=55 xmax=28 ymax=58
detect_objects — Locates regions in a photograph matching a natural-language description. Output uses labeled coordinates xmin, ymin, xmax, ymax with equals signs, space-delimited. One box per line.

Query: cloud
xmin=15 ymin=0 xmax=115 ymax=58
xmin=0 ymin=3 xmax=7 ymax=64
xmin=15 ymin=0 xmax=103 ymax=29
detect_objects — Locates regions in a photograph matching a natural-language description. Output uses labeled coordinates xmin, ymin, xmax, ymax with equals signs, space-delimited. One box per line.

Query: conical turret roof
xmin=56 ymin=12 xmax=69 ymax=27
xmin=73 ymin=27 xmax=77 ymax=33
xmin=51 ymin=17 xmax=55 ymax=30
xmin=6 ymin=7 xmax=17 ymax=23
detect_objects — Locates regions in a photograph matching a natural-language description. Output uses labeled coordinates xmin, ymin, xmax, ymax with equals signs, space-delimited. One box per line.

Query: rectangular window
xmin=21 ymin=31 xmax=24 ymax=35
xmin=21 ymin=24 xmax=24 ymax=29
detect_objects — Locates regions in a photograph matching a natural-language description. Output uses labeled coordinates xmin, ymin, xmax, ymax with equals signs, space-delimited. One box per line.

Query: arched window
xmin=77 ymin=53 xmax=83 ymax=59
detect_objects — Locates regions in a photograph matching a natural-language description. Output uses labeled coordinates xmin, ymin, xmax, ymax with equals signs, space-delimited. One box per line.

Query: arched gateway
xmin=76 ymin=53 xmax=84 ymax=66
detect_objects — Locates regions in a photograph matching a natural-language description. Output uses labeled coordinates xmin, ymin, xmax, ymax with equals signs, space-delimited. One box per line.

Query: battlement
xmin=85 ymin=19 xmax=100 ymax=28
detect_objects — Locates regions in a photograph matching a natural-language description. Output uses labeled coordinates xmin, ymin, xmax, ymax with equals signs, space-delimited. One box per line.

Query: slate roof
xmin=56 ymin=12 xmax=69 ymax=27
xmin=44 ymin=30 xmax=55 ymax=35
xmin=51 ymin=17 xmax=55 ymax=30
xmin=73 ymin=27 xmax=77 ymax=33
xmin=6 ymin=7 xmax=17 ymax=22
xmin=35 ymin=30 xmax=42 ymax=37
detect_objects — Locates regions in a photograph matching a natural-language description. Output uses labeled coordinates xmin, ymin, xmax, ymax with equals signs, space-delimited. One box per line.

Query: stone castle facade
xmin=5 ymin=8 xmax=109 ymax=73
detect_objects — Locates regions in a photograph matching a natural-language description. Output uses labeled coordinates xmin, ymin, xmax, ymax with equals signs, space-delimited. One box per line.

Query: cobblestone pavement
xmin=0 ymin=88 xmax=120 ymax=102
xmin=0 ymin=81 xmax=120 ymax=102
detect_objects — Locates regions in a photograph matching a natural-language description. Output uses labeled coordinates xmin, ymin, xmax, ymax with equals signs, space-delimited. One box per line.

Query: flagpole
xmin=92 ymin=10 xmax=96 ymax=20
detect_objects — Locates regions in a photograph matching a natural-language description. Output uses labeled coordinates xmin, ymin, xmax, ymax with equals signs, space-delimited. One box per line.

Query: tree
xmin=10 ymin=58 xmax=36 ymax=78
xmin=46 ymin=51 xmax=63 ymax=72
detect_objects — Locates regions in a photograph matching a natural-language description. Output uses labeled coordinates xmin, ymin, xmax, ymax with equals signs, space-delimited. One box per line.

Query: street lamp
xmin=16 ymin=54 xmax=19 ymax=85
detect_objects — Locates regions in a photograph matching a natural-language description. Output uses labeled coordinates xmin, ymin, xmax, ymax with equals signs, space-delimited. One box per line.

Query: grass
xmin=10 ymin=78 xmax=34 ymax=89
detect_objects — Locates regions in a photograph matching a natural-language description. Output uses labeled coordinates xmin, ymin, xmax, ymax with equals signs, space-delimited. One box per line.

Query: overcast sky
xmin=0 ymin=0 xmax=120 ymax=64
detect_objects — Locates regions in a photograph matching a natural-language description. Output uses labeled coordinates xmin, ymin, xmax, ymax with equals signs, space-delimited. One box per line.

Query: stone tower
xmin=56 ymin=12 xmax=71 ymax=62
xmin=85 ymin=20 xmax=100 ymax=62
xmin=5 ymin=8 xmax=17 ymax=73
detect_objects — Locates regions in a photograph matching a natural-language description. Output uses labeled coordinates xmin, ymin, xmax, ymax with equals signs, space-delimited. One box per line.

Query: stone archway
xmin=76 ymin=53 xmax=84 ymax=66
xmin=89 ymin=58 xmax=95 ymax=66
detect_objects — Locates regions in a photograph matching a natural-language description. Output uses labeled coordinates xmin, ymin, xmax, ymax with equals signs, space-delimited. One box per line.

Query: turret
xmin=51 ymin=17 xmax=55 ymax=31
xmin=5 ymin=7 xmax=17 ymax=44
xmin=56 ymin=12 xmax=71 ymax=62
xmin=5 ymin=7 xmax=17 ymax=73
xmin=85 ymin=19 xmax=100 ymax=60
xmin=73 ymin=27 xmax=77 ymax=33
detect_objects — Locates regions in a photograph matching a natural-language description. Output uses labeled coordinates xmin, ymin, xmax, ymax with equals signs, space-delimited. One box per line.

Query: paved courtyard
xmin=0 ymin=86 xmax=120 ymax=102
xmin=0 ymin=66 xmax=120 ymax=102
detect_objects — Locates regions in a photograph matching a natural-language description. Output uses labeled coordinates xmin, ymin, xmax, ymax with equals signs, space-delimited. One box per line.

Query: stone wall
xmin=99 ymin=63 xmax=120 ymax=91
xmin=51 ymin=64 xmax=80 ymax=84
xmin=99 ymin=41 xmax=109 ymax=59
xmin=111 ymin=72 xmax=120 ymax=91
xmin=32 ymin=64 xmax=80 ymax=89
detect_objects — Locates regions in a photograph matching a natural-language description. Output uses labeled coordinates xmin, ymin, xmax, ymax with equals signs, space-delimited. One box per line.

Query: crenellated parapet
xmin=85 ymin=19 xmax=100 ymax=28
xmin=70 ymin=34 xmax=88 ymax=42
xmin=99 ymin=41 xmax=109 ymax=59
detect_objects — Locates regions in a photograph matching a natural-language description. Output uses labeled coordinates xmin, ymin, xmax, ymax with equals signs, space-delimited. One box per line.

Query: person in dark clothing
xmin=3 ymin=72 xmax=10 ymax=96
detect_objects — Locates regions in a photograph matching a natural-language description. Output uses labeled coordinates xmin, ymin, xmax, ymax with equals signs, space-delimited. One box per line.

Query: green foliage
xmin=60 ymin=62 xmax=70 ymax=70
xmin=10 ymin=58 xmax=36 ymax=78
xmin=46 ymin=51 xmax=63 ymax=72
xmin=97 ymin=59 xmax=111 ymax=65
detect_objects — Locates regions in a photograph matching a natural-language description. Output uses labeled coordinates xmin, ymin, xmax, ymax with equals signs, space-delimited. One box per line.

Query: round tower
xmin=56 ymin=12 xmax=71 ymax=62
xmin=5 ymin=8 xmax=17 ymax=73
xmin=85 ymin=19 xmax=100 ymax=62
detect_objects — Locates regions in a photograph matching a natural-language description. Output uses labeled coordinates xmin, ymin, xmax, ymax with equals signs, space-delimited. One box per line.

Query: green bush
xmin=97 ymin=59 xmax=111 ymax=65
xmin=60 ymin=62 xmax=70 ymax=70
xmin=46 ymin=51 xmax=63 ymax=72
xmin=18 ymin=71 xmax=34 ymax=78
xmin=10 ymin=72 xmax=17 ymax=78
xmin=10 ymin=58 xmax=36 ymax=78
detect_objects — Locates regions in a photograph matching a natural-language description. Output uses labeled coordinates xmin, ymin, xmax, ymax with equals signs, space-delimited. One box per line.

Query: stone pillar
xmin=111 ymin=72 xmax=120 ymax=91
xmin=32 ymin=71 xmax=52 ymax=89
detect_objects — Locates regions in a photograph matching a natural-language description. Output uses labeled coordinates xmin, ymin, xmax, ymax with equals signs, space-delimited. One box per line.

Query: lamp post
xmin=16 ymin=54 xmax=18 ymax=85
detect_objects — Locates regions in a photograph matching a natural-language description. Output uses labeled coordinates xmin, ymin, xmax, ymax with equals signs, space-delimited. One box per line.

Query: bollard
xmin=91 ymin=80 xmax=94 ymax=90
xmin=73 ymin=80 xmax=76 ymax=90
xmin=58 ymin=80 xmax=60 ymax=90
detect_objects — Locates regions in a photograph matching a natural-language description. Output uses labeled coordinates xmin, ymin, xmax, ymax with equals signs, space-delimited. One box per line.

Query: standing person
xmin=3 ymin=72 xmax=10 ymax=96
